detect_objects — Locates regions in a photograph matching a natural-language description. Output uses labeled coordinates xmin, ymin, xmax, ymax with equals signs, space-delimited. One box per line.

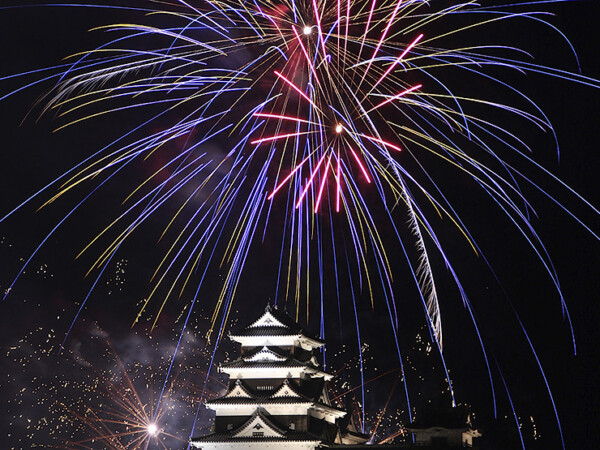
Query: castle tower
xmin=190 ymin=304 xmax=368 ymax=449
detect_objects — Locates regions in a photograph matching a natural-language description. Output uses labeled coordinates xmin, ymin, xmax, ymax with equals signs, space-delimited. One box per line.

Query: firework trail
xmin=1 ymin=1 xmax=599 ymax=447
xmin=59 ymin=345 xmax=184 ymax=450
xmin=1 ymin=317 xmax=226 ymax=449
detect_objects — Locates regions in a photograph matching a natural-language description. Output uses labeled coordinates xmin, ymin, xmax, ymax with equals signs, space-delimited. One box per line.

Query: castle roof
xmin=191 ymin=408 xmax=322 ymax=444
xmin=191 ymin=432 xmax=321 ymax=444
xmin=242 ymin=345 xmax=288 ymax=362
xmin=228 ymin=304 xmax=324 ymax=346
xmin=191 ymin=304 xmax=368 ymax=448
xmin=205 ymin=379 xmax=346 ymax=417
xmin=205 ymin=396 xmax=312 ymax=406
xmin=220 ymin=356 xmax=316 ymax=370
xmin=213 ymin=378 xmax=315 ymax=401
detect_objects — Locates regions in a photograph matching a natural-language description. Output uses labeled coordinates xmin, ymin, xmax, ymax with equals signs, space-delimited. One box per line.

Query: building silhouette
xmin=190 ymin=304 xmax=481 ymax=449
xmin=190 ymin=304 xmax=368 ymax=449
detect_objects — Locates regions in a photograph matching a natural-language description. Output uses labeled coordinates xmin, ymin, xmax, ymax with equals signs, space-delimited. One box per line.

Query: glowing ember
xmin=303 ymin=25 xmax=312 ymax=35
xmin=147 ymin=423 xmax=158 ymax=436
xmin=335 ymin=124 xmax=343 ymax=134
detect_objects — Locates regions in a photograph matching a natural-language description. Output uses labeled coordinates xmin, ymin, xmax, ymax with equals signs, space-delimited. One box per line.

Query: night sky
xmin=1 ymin=1 xmax=599 ymax=449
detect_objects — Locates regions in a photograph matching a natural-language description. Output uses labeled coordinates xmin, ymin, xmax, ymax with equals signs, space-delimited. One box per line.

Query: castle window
xmin=252 ymin=432 xmax=264 ymax=437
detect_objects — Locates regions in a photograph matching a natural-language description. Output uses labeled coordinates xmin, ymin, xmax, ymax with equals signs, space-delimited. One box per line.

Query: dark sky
xmin=1 ymin=1 xmax=599 ymax=449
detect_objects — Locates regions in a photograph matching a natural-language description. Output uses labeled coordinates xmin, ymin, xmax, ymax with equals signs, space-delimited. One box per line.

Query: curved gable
xmin=232 ymin=410 xmax=286 ymax=438
xmin=244 ymin=346 xmax=288 ymax=362
xmin=271 ymin=379 xmax=304 ymax=399
xmin=224 ymin=380 xmax=253 ymax=399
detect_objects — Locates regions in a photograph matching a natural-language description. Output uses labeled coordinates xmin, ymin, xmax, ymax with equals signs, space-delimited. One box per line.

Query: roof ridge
xmin=220 ymin=352 xmax=320 ymax=369
xmin=229 ymin=304 xmax=324 ymax=343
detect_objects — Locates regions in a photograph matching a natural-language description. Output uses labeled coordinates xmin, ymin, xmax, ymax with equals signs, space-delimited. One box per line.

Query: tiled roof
xmin=229 ymin=304 xmax=324 ymax=343
xmin=220 ymin=357 xmax=315 ymax=370
xmin=222 ymin=379 xmax=254 ymax=399
xmin=191 ymin=407 xmax=322 ymax=443
xmin=206 ymin=396 xmax=312 ymax=405
xmin=212 ymin=378 xmax=317 ymax=402
xmin=242 ymin=345 xmax=289 ymax=361
xmin=242 ymin=345 xmax=284 ymax=358
xmin=229 ymin=326 xmax=302 ymax=337
xmin=206 ymin=396 xmax=345 ymax=415
xmin=271 ymin=378 xmax=311 ymax=400
xmin=207 ymin=379 xmax=345 ymax=415
xmin=191 ymin=432 xmax=322 ymax=443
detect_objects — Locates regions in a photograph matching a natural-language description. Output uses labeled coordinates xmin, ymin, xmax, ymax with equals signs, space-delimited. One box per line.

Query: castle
xmin=190 ymin=304 xmax=367 ymax=449
xmin=190 ymin=304 xmax=481 ymax=449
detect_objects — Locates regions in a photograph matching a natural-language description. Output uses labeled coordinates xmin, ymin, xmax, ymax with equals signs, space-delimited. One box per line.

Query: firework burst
xmin=54 ymin=328 xmax=221 ymax=449
xmin=4 ymin=0 xmax=596 ymax=339
xmin=1 ymin=1 xmax=599 ymax=447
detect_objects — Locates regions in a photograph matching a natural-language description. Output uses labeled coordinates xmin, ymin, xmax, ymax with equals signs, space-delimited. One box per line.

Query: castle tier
xmin=190 ymin=304 xmax=368 ymax=449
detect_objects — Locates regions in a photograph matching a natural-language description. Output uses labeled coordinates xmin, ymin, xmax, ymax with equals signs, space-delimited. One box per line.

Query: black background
xmin=1 ymin=1 xmax=599 ymax=448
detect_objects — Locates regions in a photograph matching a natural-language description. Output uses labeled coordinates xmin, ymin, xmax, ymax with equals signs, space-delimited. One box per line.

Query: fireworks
xmin=3 ymin=0 xmax=595 ymax=343
xmin=146 ymin=423 xmax=158 ymax=437
xmin=1 ymin=318 xmax=225 ymax=448
xmin=1 ymin=1 xmax=599 ymax=447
